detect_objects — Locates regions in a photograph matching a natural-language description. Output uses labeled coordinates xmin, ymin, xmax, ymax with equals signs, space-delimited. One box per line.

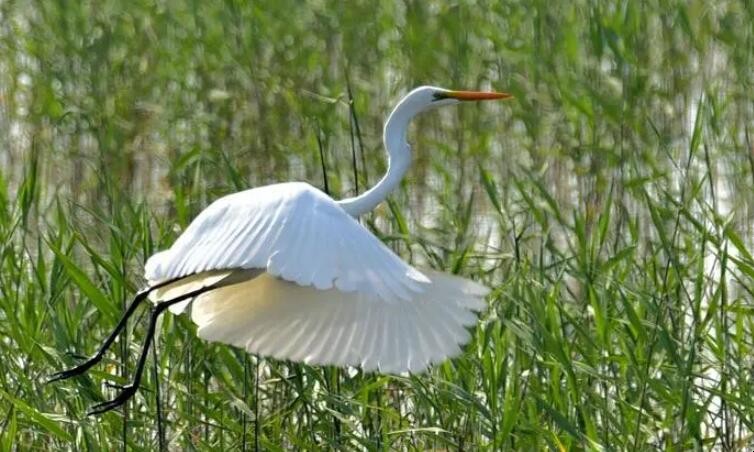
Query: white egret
xmin=50 ymin=86 xmax=512 ymax=414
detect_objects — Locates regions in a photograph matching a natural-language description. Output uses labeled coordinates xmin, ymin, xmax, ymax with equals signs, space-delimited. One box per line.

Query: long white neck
xmin=336 ymin=103 xmax=414 ymax=217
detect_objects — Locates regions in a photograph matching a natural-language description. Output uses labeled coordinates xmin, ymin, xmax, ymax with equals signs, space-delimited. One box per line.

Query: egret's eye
xmin=432 ymin=91 xmax=449 ymax=101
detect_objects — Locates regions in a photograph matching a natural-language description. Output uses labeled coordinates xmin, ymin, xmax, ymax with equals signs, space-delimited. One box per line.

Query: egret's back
xmin=145 ymin=182 xmax=429 ymax=302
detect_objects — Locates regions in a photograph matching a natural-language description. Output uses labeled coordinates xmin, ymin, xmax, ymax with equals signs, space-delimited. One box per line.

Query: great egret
xmin=50 ymin=85 xmax=512 ymax=415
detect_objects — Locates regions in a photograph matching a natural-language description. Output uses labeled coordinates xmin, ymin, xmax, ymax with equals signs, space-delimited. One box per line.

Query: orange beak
xmin=445 ymin=90 xmax=513 ymax=101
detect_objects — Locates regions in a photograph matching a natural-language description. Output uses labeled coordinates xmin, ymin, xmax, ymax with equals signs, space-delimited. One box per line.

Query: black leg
xmin=48 ymin=288 xmax=150 ymax=383
xmin=86 ymin=283 xmax=217 ymax=415
xmin=48 ymin=276 xmax=184 ymax=383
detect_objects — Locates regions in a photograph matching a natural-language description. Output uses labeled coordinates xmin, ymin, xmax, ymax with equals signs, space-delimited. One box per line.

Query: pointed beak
xmin=446 ymin=90 xmax=513 ymax=101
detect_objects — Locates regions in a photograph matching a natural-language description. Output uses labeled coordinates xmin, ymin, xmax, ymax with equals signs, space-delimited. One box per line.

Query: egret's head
xmin=396 ymin=85 xmax=513 ymax=116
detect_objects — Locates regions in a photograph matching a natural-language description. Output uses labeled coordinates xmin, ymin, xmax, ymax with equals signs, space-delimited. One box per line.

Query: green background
xmin=1 ymin=0 xmax=753 ymax=449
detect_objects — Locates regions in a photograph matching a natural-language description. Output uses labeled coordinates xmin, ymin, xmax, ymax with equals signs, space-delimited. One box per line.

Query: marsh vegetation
xmin=1 ymin=1 xmax=753 ymax=449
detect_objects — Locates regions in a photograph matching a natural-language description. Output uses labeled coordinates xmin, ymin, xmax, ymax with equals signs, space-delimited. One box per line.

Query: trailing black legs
xmin=49 ymin=279 xmax=217 ymax=415
xmin=48 ymin=287 xmax=152 ymax=383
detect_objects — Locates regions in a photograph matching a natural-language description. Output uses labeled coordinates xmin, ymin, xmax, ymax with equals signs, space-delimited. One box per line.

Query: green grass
xmin=1 ymin=0 xmax=754 ymax=449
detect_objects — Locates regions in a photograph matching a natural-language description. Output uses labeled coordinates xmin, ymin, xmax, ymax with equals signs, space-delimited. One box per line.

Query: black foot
xmin=47 ymin=356 xmax=99 ymax=383
xmin=87 ymin=385 xmax=138 ymax=416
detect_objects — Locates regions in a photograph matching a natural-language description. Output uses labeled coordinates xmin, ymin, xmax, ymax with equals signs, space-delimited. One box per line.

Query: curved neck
xmin=337 ymin=105 xmax=414 ymax=217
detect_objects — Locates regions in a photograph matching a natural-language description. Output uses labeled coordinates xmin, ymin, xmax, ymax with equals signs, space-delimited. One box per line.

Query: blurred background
xmin=1 ymin=0 xmax=753 ymax=449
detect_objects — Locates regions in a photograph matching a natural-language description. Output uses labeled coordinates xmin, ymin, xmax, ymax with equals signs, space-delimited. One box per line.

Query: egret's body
xmin=51 ymin=86 xmax=511 ymax=414
xmin=146 ymin=182 xmax=486 ymax=373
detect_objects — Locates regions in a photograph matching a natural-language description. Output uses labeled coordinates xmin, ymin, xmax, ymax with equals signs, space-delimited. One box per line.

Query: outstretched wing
xmin=145 ymin=182 xmax=430 ymax=303
xmin=152 ymin=269 xmax=488 ymax=373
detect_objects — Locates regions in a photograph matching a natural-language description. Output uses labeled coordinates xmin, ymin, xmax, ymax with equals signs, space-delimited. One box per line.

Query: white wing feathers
xmin=152 ymin=269 xmax=488 ymax=373
xmin=145 ymin=183 xmax=429 ymax=303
